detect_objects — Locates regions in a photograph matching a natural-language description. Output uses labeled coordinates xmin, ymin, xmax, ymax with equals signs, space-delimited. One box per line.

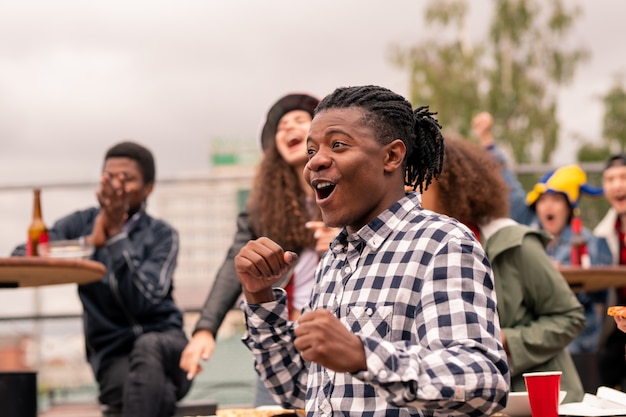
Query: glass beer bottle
xmin=26 ymin=187 xmax=49 ymax=256
xmin=570 ymin=214 xmax=590 ymax=268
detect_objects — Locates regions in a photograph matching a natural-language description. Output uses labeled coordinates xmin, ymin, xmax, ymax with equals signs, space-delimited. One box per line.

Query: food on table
xmin=607 ymin=306 xmax=626 ymax=318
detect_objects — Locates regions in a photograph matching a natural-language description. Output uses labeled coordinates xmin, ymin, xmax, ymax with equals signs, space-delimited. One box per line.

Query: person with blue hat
xmin=526 ymin=165 xmax=606 ymax=263
xmin=526 ymin=165 xmax=612 ymax=355
xmin=472 ymin=112 xmax=612 ymax=356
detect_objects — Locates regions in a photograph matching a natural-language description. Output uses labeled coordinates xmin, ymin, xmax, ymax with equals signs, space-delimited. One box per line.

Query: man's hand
xmin=294 ymin=309 xmax=366 ymax=373
xmin=87 ymin=212 xmax=108 ymax=249
xmin=471 ymin=111 xmax=495 ymax=148
xmin=179 ymin=329 xmax=216 ymax=380
xmin=235 ymin=237 xmax=298 ymax=304
xmin=305 ymin=221 xmax=340 ymax=255
xmin=96 ymin=172 xmax=129 ymax=237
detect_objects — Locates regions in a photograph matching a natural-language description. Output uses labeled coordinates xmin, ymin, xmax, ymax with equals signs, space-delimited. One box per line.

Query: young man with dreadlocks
xmin=234 ymin=85 xmax=510 ymax=416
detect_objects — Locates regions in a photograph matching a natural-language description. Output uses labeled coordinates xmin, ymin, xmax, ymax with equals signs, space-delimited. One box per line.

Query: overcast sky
xmin=1 ymin=0 xmax=625 ymax=186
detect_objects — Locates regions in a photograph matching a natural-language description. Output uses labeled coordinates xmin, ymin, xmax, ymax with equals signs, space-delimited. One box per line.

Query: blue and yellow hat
xmin=526 ymin=164 xmax=603 ymax=208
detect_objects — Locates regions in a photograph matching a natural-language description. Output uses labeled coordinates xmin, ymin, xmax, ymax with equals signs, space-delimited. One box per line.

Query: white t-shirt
xmin=291 ymin=247 xmax=318 ymax=310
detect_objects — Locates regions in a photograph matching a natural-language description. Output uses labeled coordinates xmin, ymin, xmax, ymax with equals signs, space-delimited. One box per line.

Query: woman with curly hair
xmin=420 ymin=136 xmax=586 ymax=403
xmin=179 ymin=93 xmax=338 ymax=406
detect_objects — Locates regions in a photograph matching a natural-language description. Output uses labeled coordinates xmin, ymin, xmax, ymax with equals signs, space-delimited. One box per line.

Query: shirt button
xmin=379 ymin=370 xmax=388 ymax=379
xmin=366 ymin=307 xmax=374 ymax=316
xmin=344 ymin=266 xmax=351 ymax=274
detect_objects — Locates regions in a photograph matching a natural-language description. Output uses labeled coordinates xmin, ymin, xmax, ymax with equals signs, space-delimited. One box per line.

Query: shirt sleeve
xmin=241 ymin=288 xmax=308 ymax=410
xmin=105 ymin=219 xmax=178 ymax=313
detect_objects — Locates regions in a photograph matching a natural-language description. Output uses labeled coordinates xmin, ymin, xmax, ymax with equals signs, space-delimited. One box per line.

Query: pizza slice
xmin=607 ymin=306 xmax=626 ymax=318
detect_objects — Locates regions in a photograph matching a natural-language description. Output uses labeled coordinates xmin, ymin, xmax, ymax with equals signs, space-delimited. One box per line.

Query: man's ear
xmin=383 ymin=139 xmax=406 ymax=173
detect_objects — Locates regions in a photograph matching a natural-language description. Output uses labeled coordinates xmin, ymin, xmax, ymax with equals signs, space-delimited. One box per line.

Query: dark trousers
xmin=599 ymin=327 xmax=626 ymax=389
xmin=97 ymin=329 xmax=192 ymax=417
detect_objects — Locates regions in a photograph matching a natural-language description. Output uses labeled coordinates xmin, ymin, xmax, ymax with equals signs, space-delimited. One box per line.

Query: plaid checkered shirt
xmin=242 ymin=193 xmax=510 ymax=416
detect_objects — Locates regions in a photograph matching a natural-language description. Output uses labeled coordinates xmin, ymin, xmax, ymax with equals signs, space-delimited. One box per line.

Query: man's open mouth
xmin=315 ymin=181 xmax=336 ymax=200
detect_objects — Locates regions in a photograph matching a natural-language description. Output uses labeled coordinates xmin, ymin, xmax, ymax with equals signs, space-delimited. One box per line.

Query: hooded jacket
xmin=479 ymin=218 xmax=585 ymax=403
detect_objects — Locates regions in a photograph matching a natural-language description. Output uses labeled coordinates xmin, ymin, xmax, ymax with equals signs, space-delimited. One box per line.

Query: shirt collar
xmin=331 ymin=192 xmax=420 ymax=253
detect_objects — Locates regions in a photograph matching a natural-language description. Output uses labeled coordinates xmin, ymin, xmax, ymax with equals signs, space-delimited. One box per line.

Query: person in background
xmin=594 ymin=154 xmax=626 ymax=389
xmin=419 ymin=137 xmax=585 ymax=403
xmin=472 ymin=111 xmax=612 ymax=356
xmin=179 ymin=93 xmax=339 ymax=406
xmin=471 ymin=111 xmax=533 ymax=225
xmin=525 ymin=166 xmax=612 ymax=354
xmin=12 ymin=142 xmax=191 ymax=417
xmin=235 ymin=85 xmax=510 ymax=416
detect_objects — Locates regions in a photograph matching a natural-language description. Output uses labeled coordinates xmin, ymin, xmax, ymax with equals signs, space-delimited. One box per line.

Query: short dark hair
xmin=315 ymin=85 xmax=444 ymax=193
xmin=605 ymin=153 xmax=626 ymax=171
xmin=105 ymin=141 xmax=155 ymax=184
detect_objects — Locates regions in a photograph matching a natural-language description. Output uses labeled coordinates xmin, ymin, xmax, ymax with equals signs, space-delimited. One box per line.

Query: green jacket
xmin=480 ymin=219 xmax=585 ymax=403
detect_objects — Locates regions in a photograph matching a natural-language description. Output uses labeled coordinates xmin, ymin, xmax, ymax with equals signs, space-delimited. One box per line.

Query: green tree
xmin=391 ymin=0 xmax=588 ymax=163
xmin=601 ymin=75 xmax=626 ymax=152
xmin=390 ymin=1 xmax=484 ymax=138
xmin=576 ymin=143 xmax=611 ymax=163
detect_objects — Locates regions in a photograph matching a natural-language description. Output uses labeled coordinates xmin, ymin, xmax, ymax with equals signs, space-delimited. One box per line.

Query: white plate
xmin=500 ymin=391 xmax=567 ymax=417
xmin=44 ymin=239 xmax=94 ymax=260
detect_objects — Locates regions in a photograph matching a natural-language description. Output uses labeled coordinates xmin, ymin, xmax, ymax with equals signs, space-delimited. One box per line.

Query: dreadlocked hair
xmin=246 ymin=141 xmax=320 ymax=252
xmin=315 ymin=85 xmax=444 ymax=192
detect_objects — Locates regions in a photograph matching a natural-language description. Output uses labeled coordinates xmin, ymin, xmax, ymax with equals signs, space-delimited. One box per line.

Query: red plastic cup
xmin=522 ymin=371 xmax=562 ymax=417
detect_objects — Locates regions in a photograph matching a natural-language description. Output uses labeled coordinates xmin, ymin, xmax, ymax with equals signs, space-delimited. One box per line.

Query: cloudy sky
xmin=0 ymin=0 xmax=625 ymax=186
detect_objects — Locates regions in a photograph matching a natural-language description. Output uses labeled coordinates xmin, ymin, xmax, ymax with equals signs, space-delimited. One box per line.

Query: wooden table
xmin=559 ymin=265 xmax=626 ymax=293
xmin=0 ymin=257 xmax=105 ymax=288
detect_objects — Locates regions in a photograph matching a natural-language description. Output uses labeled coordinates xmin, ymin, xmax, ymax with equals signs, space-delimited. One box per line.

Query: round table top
xmin=0 ymin=256 xmax=106 ymax=288
xmin=559 ymin=265 xmax=626 ymax=293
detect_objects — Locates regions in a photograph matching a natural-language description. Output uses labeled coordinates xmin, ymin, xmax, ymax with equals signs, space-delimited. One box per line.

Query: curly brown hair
xmin=246 ymin=141 xmax=321 ymax=252
xmin=435 ymin=137 xmax=510 ymax=225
